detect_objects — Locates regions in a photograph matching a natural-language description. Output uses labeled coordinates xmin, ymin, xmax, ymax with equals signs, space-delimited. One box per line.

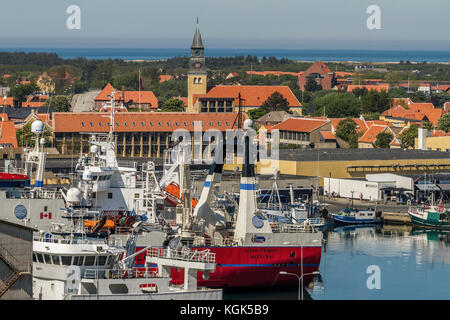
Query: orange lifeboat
xmin=164 ymin=182 xmax=198 ymax=208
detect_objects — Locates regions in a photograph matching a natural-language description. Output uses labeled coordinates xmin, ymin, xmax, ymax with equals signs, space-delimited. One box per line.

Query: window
xmin=81 ymin=122 xmax=85 ymax=127
xmin=149 ymin=122 xmax=153 ymax=126
xmin=132 ymin=122 xmax=136 ymax=126
xmin=99 ymin=122 xmax=102 ymax=127
xmin=98 ymin=256 xmax=107 ymax=266
xmin=90 ymin=122 xmax=93 ymax=127
xmin=44 ymin=206 xmax=48 ymax=211
xmin=175 ymin=122 xmax=179 ymax=126
xmin=124 ymin=122 xmax=128 ymax=126
xmin=116 ymin=122 xmax=119 ymax=127
xmin=106 ymin=256 xmax=112 ymax=266
xmin=166 ymin=122 xmax=170 ymax=126
xmin=84 ymin=256 xmax=95 ymax=266
xmin=158 ymin=122 xmax=162 ymax=126
xmin=43 ymin=254 xmax=51 ymax=264
xmin=73 ymin=256 xmax=84 ymax=266
xmin=135 ymin=193 xmax=140 ymax=198
xmin=141 ymin=122 xmax=145 ymax=126
xmin=51 ymin=255 xmax=61 ymax=265
xmin=33 ymin=253 xmax=37 ymax=262
xmin=61 ymin=256 xmax=72 ymax=265
xmin=36 ymin=253 xmax=44 ymax=263
xmin=108 ymin=193 xmax=113 ymax=199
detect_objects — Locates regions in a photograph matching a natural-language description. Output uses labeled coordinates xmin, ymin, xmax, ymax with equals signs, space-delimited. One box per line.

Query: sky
xmin=0 ymin=0 xmax=449 ymax=50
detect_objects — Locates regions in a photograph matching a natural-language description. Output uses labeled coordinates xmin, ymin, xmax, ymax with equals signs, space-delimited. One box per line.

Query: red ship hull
xmin=169 ymin=245 xmax=322 ymax=288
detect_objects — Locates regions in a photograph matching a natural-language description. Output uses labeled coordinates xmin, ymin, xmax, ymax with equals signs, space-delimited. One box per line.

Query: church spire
xmin=191 ymin=18 xmax=204 ymax=49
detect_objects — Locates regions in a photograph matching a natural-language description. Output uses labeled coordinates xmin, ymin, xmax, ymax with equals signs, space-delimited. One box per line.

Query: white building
xmin=324 ymin=173 xmax=413 ymax=201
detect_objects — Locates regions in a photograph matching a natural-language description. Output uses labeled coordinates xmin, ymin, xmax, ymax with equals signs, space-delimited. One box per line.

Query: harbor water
xmin=225 ymin=225 xmax=450 ymax=300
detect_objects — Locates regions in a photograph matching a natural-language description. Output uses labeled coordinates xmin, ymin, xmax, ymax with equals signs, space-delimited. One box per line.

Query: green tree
xmin=9 ymin=83 xmax=39 ymax=102
xmin=248 ymin=107 xmax=268 ymax=120
xmin=159 ymin=98 xmax=185 ymax=112
xmin=399 ymin=124 xmax=419 ymax=149
xmin=361 ymin=91 xmax=391 ymax=114
xmin=422 ymin=121 xmax=433 ymax=130
xmin=348 ymin=131 xmax=363 ymax=149
xmin=261 ymin=91 xmax=289 ymax=112
xmin=336 ymin=118 xmax=357 ymax=141
xmin=304 ymin=77 xmax=322 ymax=92
xmin=312 ymin=92 xmax=360 ymax=118
xmin=45 ymin=95 xmax=72 ymax=112
xmin=438 ymin=113 xmax=450 ymax=132
xmin=373 ymin=131 xmax=394 ymax=149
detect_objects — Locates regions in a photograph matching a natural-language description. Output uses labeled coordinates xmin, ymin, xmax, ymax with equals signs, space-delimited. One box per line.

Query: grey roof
xmin=0 ymin=219 xmax=37 ymax=232
xmin=191 ymin=19 xmax=204 ymax=49
xmin=274 ymin=148 xmax=450 ymax=162
xmin=0 ymin=107 xmax=56 ymax=119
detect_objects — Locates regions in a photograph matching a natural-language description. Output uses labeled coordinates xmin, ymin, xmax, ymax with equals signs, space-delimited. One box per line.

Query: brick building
xmin=298 ymin=61 xmax=337 ymax=91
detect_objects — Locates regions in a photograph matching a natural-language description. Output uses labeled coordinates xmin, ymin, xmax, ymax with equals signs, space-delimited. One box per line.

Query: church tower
xmin=187 ymin=19 xmax=207 ymax=112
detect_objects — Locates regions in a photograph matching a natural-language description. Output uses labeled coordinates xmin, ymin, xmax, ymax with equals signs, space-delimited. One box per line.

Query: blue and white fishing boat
xmin=332 ymin=207 xmax=382 ymax=226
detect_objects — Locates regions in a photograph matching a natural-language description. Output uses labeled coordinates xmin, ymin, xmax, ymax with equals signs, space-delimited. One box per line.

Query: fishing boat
xmin=32 ymin=219 xmax=222 ymax=300
xmin=332 ymin=207 xmax=382 ymax=226
xmin=408 ymin=198 xmax=450 ymax=231
xmin=167 ymin=119 xmax=322 ymax=288
xmin=0 ymin=120 xmax=66 ymax=230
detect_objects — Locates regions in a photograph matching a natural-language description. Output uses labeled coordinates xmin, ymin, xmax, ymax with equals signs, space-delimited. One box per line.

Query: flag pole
xmin=139 ymin=68 xmax=141 ymax=111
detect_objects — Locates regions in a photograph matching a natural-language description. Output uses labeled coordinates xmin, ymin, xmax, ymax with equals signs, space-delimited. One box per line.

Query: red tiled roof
xmin=330 ymin=118 xmax=370 ymax=133
xmin=320 ymin=131 xmax=336 ymax=140
xmin=306 ymin=61 xmax=332 ymax=74
xmin=347 ymin=84 xmax=390 ymax=93
xmin=195 ymin=85 xmax=302 ymax=108
xmin=431 ymin=130 xmax=450 ymax=137
xmin=382 ymin=103 xmax=445 ymax=126
xmin=159 ymin=75 xmax=173 ymax=82
xmin=52 ymin=112 xmax=241 ymax=133
xmin=0 ymin=97 xmax=16 ymax=107
xmin=358 ymin=125 xmax=390 ymax=143
xmin=95 ymin=83 xmax=158 ymax=108
xmin=22 ymin=102 xmax=46 ymax=108
xmin=0 ymin=121 xmax=18 ymax=148
xmin=269 ymin=118 xmax=329 ymax=133
xmin=246 ymin=71 xmax=300 ymax=77
xmin=334 ymin=71 xmax=354 ymax=78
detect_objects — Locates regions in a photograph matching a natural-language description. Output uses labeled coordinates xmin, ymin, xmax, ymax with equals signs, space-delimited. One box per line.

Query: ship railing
xmin=117 ymin=161 xmax=137 ymax=169
xmin=83 ymin=267 xmax=158 ymax=280
xmin=147 ymin=247 xmax=216 ymax=264
xmin=20 ymin=189 xmax=63 ymax=200
xmin=191 ymin=236 xmax=235 ymax=247
xmin=33 ymin=236 xmax=109 ymax=245
xmin=270 ymin=222 xmax=316 ymax=233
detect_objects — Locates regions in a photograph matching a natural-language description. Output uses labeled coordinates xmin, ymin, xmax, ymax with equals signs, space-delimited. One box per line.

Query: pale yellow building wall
xmin=225 ymin=157 xmax=450 ymax=186
xmin=415 ymin=136 xmax=450 ymax=151
xmin=187 ymin=74 xmax=207 ymax=112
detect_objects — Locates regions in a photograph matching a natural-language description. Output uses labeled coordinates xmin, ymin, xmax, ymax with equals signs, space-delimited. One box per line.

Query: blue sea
xmin=225 ymin=225 xmax=450 ymax=300
xmin=1 ymin=48 xmax=450 ymax=63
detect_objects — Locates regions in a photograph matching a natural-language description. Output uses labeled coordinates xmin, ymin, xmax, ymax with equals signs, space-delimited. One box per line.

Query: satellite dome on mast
xmin=243 ymin=119 xmax=253 ymax=130
xmin=31 ymin=120 xmax=45 ymax=134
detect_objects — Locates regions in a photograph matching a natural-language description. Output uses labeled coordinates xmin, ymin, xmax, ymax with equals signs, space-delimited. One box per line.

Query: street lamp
xmin=279 ymin=271 xmax=320 ymax=300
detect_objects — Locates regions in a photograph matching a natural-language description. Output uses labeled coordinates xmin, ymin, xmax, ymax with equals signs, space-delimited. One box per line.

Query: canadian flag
xmin=40 ymin=212 xmax=52 ymax=220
